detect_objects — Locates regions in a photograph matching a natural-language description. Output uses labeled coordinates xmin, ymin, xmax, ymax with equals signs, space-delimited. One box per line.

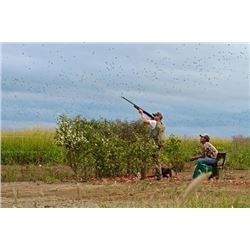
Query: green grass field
xmin=1 ymin=128 xmax=250 ymax=170
xmin=1 ymin=128 xmax=66 ymax=165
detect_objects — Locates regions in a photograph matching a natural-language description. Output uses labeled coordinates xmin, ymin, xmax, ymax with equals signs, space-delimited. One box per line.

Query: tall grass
xmin=1 ymin=128 xmax=66 ymax=165
xmin=1 ymin=127 xmax=250 ymax=169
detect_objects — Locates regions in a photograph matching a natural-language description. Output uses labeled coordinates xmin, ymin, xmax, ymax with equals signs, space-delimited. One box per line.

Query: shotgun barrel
xmin=121 ymin=96 xmax=154 ymax=119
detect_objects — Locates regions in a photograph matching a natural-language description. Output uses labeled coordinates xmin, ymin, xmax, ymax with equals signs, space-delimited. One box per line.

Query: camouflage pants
xmin=152 ymin=145 xmax=162 ymax=180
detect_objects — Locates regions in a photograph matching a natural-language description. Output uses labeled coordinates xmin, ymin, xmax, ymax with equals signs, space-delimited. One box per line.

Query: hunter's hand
xmin=138 ymin=109 xmax=144 ymax=114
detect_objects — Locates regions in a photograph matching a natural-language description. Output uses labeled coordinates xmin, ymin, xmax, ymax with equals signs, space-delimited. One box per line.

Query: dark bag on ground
xmin=162 ymin=167 xmax=172 ymax=178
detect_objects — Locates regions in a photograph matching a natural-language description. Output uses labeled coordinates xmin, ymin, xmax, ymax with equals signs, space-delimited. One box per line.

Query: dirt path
xmin=1 ymin=170 xmax=250 ymax=208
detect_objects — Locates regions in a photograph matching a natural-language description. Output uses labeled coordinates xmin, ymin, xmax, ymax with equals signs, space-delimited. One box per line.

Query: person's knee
xmin=196 ymin=158 xmax=204 ymax=166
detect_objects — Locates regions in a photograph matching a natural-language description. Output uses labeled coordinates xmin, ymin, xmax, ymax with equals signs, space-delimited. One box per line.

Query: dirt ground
xmin=1 ymin=170 xmax=250 ymax=208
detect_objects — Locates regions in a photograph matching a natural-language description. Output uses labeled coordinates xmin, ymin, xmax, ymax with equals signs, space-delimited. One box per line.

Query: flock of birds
xmin=2 ymin=43 xmax=249 ymax=132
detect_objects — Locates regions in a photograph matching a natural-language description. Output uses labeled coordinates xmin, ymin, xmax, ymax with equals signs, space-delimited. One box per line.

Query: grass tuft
xmin=179 ymin=172 xmax=212 ymax=206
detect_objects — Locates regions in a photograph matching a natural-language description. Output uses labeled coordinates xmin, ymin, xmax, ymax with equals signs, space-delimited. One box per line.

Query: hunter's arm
xmin=190 ymin=149 xmax=205 ymax=161
xmin=139 ymin=109 xmax=150 ymax=124
xmin=190 ymin=154 xmax=204 ymax=161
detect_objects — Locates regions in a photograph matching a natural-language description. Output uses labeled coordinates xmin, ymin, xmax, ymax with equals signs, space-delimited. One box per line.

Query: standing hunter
xmin=138 ymin=109 xmax=165 ymax=180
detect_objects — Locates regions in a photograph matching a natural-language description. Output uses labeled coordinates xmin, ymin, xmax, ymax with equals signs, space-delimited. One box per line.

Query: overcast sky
xmin=1 ymin=43 xmax=249 ymax=137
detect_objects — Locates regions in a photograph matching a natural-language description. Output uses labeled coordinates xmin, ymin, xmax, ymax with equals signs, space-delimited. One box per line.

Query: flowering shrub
xmin=55 ymin=115 xmax=156 ymax=179
xmin=55 ymin=115 xmax=95 ymax=178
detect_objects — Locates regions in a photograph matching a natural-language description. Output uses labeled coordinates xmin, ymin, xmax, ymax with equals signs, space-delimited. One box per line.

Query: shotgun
xmin=121 ymin=96 xmax=154 ymax=119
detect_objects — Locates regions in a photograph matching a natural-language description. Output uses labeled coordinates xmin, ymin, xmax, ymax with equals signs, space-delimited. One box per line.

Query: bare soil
xmin=1 ymin=170 xmax=250 ymax=208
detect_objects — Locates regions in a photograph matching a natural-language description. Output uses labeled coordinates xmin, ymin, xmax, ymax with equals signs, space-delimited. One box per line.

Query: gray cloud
xmin=1 ymin=43 xmax=249 ymax=137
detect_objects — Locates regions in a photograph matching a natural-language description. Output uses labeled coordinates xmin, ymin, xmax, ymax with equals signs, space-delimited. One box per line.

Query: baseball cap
xmin=153 ymin=112 xmax=163 ymax=119
xmin=200 ymin=133 xmax=210 ymax=141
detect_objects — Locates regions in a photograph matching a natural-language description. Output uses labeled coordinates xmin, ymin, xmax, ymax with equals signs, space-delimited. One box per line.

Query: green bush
xmin=55 ymin=115 xmax=156 ymax=179
xmin=161 ymin=134 xmax=190 ymax=172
